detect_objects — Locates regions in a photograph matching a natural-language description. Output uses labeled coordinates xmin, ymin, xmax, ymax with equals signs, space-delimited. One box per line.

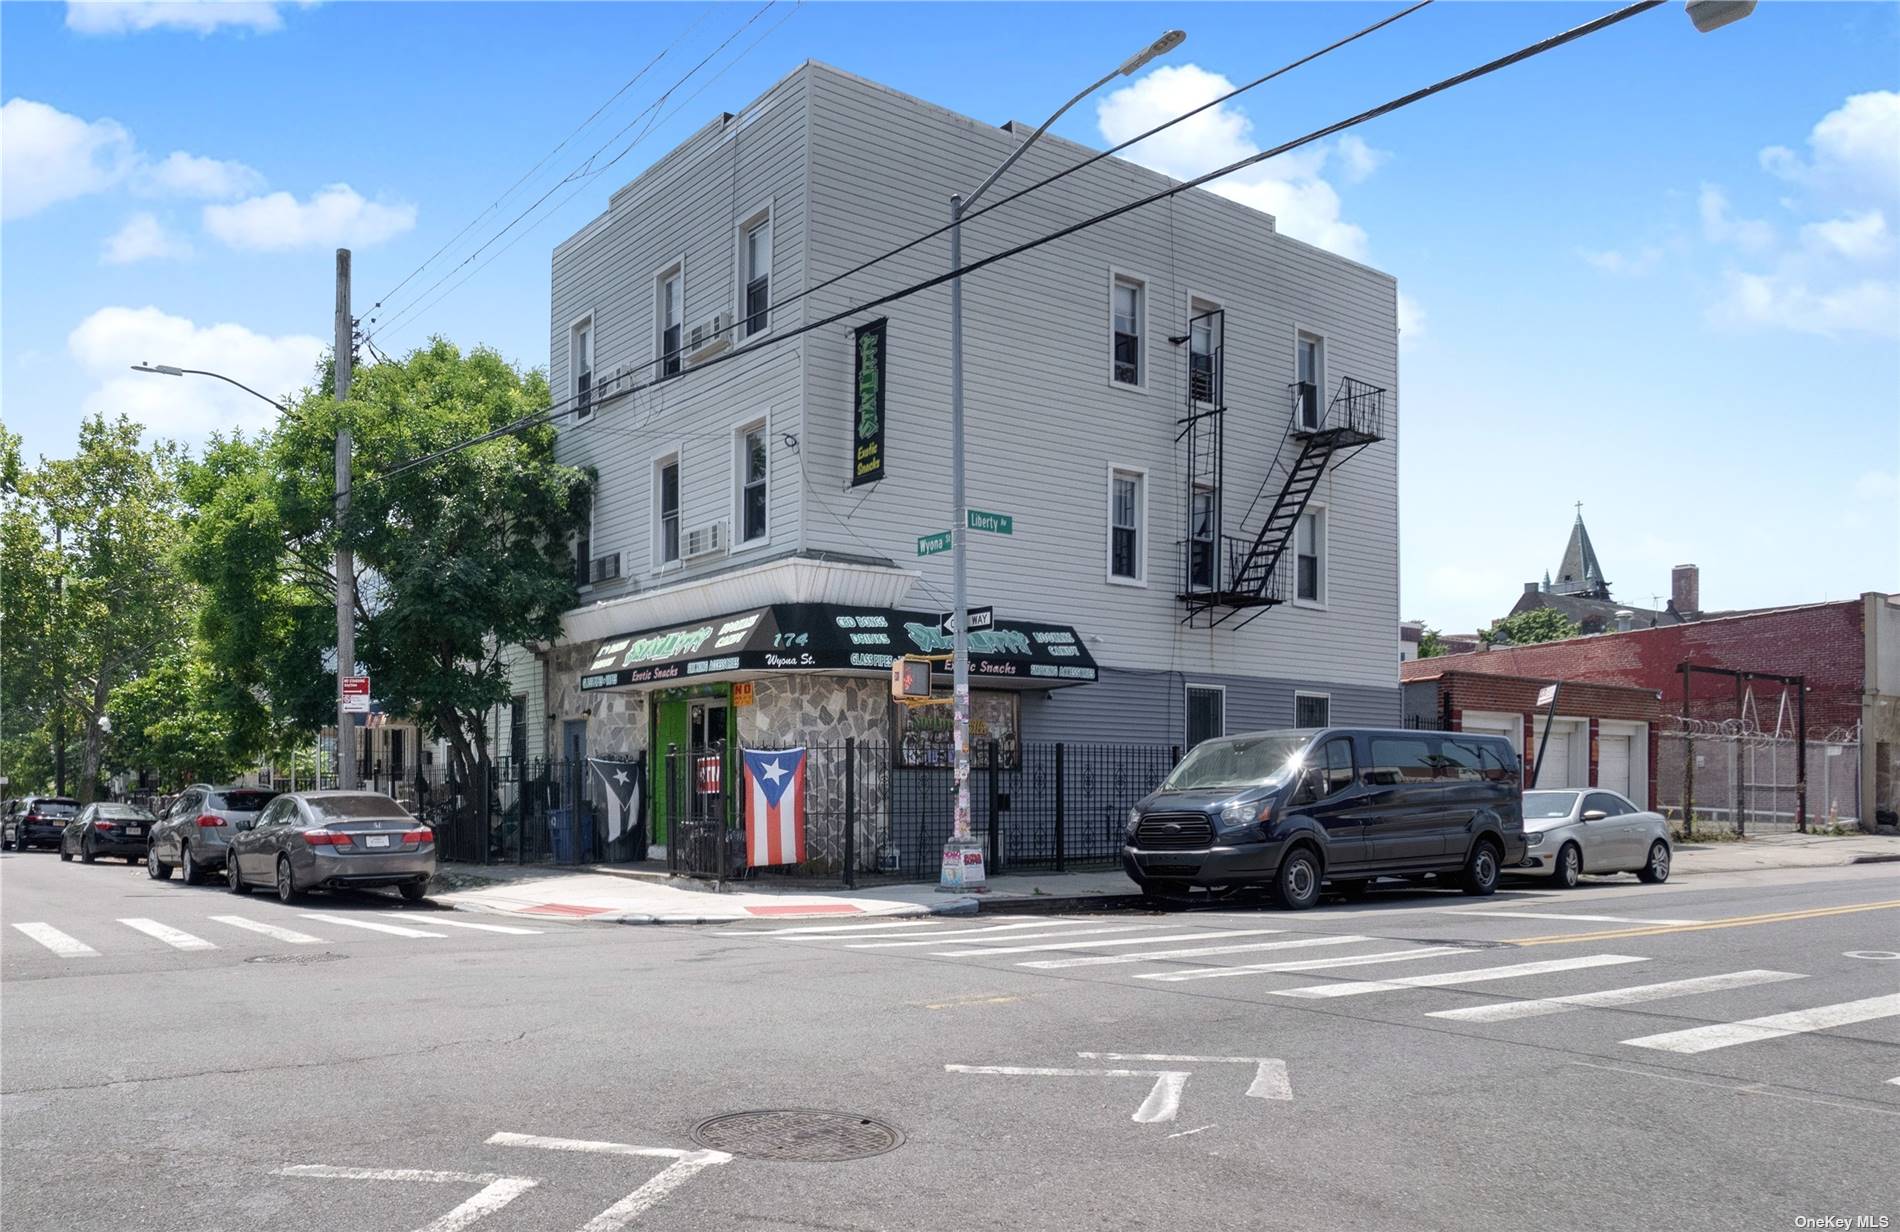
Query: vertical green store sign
xmin=853 ymin=318 xmax=887 ymax=487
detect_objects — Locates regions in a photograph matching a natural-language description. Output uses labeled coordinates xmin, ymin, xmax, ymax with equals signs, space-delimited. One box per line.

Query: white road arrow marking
xmin=1076 ymin=1053 xmax=1293 ymax=1101
xmin=488 ymin=1132 xmax=733 ymax=1231
xmin=944 ymin=1065 xmax=1191 ymax=1122
xmin=274 ymin=1165 xmax=539 ymax=1232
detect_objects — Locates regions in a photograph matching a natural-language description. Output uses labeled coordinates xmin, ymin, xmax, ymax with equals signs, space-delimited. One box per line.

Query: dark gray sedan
xmin=60 ymin=803 xmax=156 ymax=864
xmin=225 ymin=791 xmax=435 ymax=903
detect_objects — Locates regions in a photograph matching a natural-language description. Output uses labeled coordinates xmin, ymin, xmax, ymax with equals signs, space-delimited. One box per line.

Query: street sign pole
xmin=941 ymin=191 xmax=985 ymax=894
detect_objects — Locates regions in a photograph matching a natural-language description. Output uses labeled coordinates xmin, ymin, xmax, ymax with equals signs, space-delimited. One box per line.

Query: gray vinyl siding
xmin=549 ymin=70 xmax=809 ymax=595
xmin=798 ymin=63 xmax=1399 ymax=693
xmin=1024 ymin=668 xmax=1400 ymax=746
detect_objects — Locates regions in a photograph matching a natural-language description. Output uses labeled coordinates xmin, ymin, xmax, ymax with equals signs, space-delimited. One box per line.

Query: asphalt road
xmin=4 ymin=849 xmax=1897 ymax=1232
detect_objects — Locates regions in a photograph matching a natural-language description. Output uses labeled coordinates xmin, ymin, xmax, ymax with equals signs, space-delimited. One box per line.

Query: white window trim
xmin=654 ymin=255 xmax=686 ymax=372
xmin=1105 ymin=463 xmax=1147 ymax=587
xmin=578 ymin=480 xmax=599 ymax=592
xmin=1187 ymin=291 xmax=1221 ymax=406
xmin=1293 ymin=690 xmax=1332 ymax=728
xmin=733 ymin=200 xmax=774 ymax=342
xmin=568 ymin=311 xmax=595 ymax=421
xmin=730 ymin=412 xmax=771 ymax=551
xmin=1108 ymin=268 xmax=1148 ymax=393
xmin=1186 ymin=683 xmax=1226 ymax=744
xmin=1293 ymin=323 xmax=1326 ymax=430
xmin=1292 ymin=502 xmax=1328 ymax=609
xmin=650 ymin=443 xmax=685 ymax=575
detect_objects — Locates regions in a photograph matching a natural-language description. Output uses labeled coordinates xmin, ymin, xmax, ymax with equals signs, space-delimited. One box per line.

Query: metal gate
xmin=666 ymin=742 xmax=741 ymax=880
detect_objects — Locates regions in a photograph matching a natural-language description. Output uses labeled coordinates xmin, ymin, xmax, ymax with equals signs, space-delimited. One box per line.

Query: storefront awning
xmin=579 ymin=603 xmax=1098 ymax=691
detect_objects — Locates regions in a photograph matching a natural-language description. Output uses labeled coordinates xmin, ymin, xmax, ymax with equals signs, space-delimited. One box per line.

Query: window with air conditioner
xmin=1295 ymin=508 xmax=1325 ymax=604
xmin=1111 ymin=275 xmax=1143 ymax=387
xmin=571 ymin=317 xmax=593 ymax=420
xmin=657 ymin=264 xmax=683 ymax=378
xmin=1107 ymin=467 xmax=1144 ymax=584
xmin=655 ymin=454 xmax=681 ymax=567
xmin=736 ymin=421 xmax=767 ymax=545
xmin=741 ymin=213 xmax=770 ymax=338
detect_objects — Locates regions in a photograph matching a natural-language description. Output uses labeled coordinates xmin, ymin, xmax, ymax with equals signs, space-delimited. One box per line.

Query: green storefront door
xmin=648 ymin=684 xmax=734 ymax=846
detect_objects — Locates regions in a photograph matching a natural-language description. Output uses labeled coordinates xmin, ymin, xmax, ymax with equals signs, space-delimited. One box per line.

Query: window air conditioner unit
xmin=687 ymin=312 xmax=733 ymax=363
xmin=590 ymin=552 xmax=621 ymax=584
xmin=604 ymin=363 xmax=635 ymax=396
xmin=683 ymin=520 xmax=727 ymax=560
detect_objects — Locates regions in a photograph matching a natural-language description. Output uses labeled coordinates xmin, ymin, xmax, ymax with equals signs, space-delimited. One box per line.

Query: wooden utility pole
xmin=335 ymin=248 xmax=358 ymax=789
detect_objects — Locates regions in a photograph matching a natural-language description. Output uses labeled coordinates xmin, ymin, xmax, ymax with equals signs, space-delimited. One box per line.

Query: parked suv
xmin=1123 ymin=727 xmax=1526 ymax=909
xmin=147 ymin=785 xmax=280 ymax=884
xmin=3 ymin=796 xmax=82 ymax=851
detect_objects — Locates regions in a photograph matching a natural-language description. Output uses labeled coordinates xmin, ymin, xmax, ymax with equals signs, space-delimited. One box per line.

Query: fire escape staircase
xmin=1178 ymin=361 xmax=1386 ymax=628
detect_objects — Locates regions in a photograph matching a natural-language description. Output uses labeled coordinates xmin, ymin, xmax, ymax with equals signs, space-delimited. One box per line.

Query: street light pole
xmin=333 ymin=249 xmax=357 ymax=790
xmin=940 ymin=30 xmax=1184 ymax=890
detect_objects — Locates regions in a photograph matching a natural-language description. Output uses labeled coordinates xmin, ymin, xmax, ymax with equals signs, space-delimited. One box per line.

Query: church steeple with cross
xmin=1547 ymin=504 xmax=1612 ymax=601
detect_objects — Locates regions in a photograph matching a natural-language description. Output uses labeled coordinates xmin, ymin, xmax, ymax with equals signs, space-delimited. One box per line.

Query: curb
xmin=973 ymin=893 xmax=1149 ymax=914
xmin=438 ymin=894 xmax=979 ymax=926
xmin=1851 ymin=854 xmax=1900 ymax=865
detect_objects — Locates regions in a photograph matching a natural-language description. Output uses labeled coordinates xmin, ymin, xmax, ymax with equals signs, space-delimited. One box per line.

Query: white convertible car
xmin=1513 ymin=789 xmax=1672 ymax=888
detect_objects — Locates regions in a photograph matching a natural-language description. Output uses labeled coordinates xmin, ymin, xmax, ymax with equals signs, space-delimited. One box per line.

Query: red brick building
xmin=1402 ymin=669 xmax=1663 ymax=806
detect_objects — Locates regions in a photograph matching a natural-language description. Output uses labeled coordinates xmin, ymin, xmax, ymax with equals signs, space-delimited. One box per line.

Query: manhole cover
xmin=691 ymin=1110 xmax=903 ymax=1162
xmin=244 ymin=952 xmax=345 ymax=965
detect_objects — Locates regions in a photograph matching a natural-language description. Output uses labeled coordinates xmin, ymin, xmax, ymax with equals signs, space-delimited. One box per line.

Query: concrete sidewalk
xmin=434 ymin=830 xmax=1900 ymax=924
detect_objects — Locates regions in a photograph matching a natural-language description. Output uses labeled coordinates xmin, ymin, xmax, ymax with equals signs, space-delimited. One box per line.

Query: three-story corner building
xmin=499 ymin=60 xmax=1401 ymax=793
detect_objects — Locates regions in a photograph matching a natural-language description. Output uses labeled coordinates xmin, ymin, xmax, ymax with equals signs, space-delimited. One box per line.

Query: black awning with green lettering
xmin=579 ymin=603 xmax=1098 ymax=691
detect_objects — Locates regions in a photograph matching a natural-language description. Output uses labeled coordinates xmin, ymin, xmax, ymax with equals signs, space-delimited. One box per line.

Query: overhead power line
xmin=352 ymin=0 xmax=1663 ymax=497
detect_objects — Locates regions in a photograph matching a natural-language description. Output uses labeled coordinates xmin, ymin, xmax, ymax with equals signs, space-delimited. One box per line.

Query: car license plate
xmin=366 ymin=835 xmax=391 ymax=848
xmin=124 ymin=827 xmax=141 ymax=836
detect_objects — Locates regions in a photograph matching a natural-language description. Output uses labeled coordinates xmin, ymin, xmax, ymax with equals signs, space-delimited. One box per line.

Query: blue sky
xmin=4 ymin=0 xmax=1896 ymax=631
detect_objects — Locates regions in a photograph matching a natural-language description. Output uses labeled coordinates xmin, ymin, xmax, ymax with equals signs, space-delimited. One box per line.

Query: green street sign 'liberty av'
xmin=966 ymin=509 xmax=1013 ymax=535
xmin=917 ymin=530 xmax=954 ymax=556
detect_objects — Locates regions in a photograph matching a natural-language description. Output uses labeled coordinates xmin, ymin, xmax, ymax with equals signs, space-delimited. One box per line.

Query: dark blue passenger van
xmin=1123 ymin=727 xmax=1526 ymax=909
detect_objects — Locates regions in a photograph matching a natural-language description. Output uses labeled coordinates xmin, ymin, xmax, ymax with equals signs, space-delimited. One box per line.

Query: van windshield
xmin=1162 ymin=734 xmax=1310 ymax=792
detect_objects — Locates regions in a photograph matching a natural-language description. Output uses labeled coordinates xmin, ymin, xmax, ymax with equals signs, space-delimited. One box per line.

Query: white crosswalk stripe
xmin=713 ymin=918 xmax=1010 ymax=937
xmin=944 ymin=928 xmax=1285 ymax=957
xmin=209 ymin=915 xmax=327 ymax=944
xmin=11 ymin=922 xmax=98 ymax=958
xmin=812 ymin=920 xmax=1140 ymax=944
xmin=1024 ymin=934 xmax=1369 ymax=971
xmin=299 ymin=913 xmax=446 ymax=938
xmin=1271 ymin=954 xmax=1647 ymax=999
xmin=1621 ymin=993 xmax=1900 ymax=1054
xmin=379 ymin=913 xmax=542 ymax=935
xmin=119 ymin=918 xmax=217 ymax=951
xmin=1428 ymin=969 xmax=1805 ymax=1023
xmin=855 ymin=924 xmax=1158 ymax=949
xmin=1138 ymin=946 xmax=1470 ymax=983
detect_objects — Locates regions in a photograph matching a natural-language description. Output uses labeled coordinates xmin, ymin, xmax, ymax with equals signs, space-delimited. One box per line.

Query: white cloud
xmin=1396 ymin=291 xmax=1426 ymax=340
xmin=64 ymin=1 xmax=293 ymax=35
xmin=101 ymin=213 xmax=191 ymax=263
xmin=1580 ymin=246 xmax=1664 ymax=277
xmin=133 ymin=150 xmax=263 ymax=200
xmin=1800 ymin=209 xmax=1891 ymax=262
xmin=1708 ymin=270 xmax=1900 ymax=339
xmin=1760 ymin=90 xmax=1900 ymax=203
xmin=1096 ymin=64 xmax=1377 ymax=262
xmin=1698 ymin=184 xmax=1775 ymax=253
xmin=202 ymin=183 xmax=416 ymax=251
xmin=66 ymin=306 xmax=322 ymax=438
xmin=0 ymin=98 xmax=134 ymax=220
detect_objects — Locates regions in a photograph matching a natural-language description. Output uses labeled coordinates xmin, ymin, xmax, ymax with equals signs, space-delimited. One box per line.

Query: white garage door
xmin=1598 ymin=734 xmax=1633 ymax=798
xmin=1533 ymin=729 xmax=1573 ymax=788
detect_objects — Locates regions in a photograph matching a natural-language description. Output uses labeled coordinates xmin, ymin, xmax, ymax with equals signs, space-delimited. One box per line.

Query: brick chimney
xmin=1671 ymin=564 xmax=1700 ymax=615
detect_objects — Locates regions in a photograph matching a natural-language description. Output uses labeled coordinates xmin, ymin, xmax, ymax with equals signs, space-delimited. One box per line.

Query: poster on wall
xmin=851 ymin=318 xmax=887 ymax=487
xmin=895 ymin=690 xmax=1019 ymax=769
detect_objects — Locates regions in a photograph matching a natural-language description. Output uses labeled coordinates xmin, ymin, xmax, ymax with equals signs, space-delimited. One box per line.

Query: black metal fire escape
xmin=1177 ymin=315 xmax=1386 ymax=628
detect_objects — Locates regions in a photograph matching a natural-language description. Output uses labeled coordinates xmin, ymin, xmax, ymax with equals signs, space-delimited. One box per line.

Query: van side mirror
xmin=1292 ymin=770 xmax=1321 ymax=806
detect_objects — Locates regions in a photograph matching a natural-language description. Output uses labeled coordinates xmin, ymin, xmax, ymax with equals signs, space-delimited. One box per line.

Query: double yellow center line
xmin=1511 ymin=899 xmax=1900 ymax=946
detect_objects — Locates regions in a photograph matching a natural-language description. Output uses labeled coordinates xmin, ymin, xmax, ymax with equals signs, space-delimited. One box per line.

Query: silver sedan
xmin=1512 ymin=789 xmax=1672 ymax=888
xmin=225 ymin=790 xmax=435 ymax=903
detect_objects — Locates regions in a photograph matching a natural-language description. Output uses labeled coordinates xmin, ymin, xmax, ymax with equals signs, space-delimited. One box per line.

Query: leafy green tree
xmin=5 ymin=416 xmax=192 ymax=801
xmin=1417 ymin=627 xmax=1448 ymax=658
xmin=105 ymin=654 xmax=257 ymax=789
xmin=183 ymin=340 xmax=589 ymax=801
xmin=1481 ymin=608 xmax=1581 ymax=648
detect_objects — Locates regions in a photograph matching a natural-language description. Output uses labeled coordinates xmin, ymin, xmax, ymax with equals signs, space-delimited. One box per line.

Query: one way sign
xmin=939 ymin=606 xmax=994 ymax=635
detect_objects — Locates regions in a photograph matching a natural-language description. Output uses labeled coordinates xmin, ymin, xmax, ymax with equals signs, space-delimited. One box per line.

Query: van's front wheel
xmin=1461 ymin=839 xmax=1501 ymax=896
xmin=1271 ymin=846 xmax=1323 ymax=911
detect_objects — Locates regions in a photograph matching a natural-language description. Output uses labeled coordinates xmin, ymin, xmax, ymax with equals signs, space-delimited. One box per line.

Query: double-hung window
xmin=737 ymin=423 xmax=767 ymax=544
xmin=1109 ymin=468 xmax=1143 ymax=582
xmin=1189 ymin=308 xmax=1220 ymax=404
xmin=1111 ymin=276 xmax=1143 ymax=386
xmin=1295 ymin=331 xmax=1322 ymax=429
xmin=742 ymin=217 xmax=770 ymax=337
xmin=1295 ymin=509 xmax=1324 ymax=603
xmin=1189 ymin=484 xmax=1216 ymax=590
xmin=571 ymin=318 xmax=593 ymax=419
xmin=658 ymin=266 xmax=683 ymax=378
xmin=656 ymin=456 xmax=681 ymax=566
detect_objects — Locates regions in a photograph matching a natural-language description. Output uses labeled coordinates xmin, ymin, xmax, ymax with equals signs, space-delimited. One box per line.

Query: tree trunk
xmin=79 ymin=674 xmax=111 ymax=803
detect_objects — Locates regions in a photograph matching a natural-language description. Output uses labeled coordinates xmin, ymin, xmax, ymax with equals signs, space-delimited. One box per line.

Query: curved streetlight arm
xmin=130 ymin=364 xmax=289 ymax=413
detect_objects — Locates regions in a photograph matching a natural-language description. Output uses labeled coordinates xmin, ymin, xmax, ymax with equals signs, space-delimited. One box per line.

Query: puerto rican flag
xmin=742 ymin=747 xmax=807 ymax=867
